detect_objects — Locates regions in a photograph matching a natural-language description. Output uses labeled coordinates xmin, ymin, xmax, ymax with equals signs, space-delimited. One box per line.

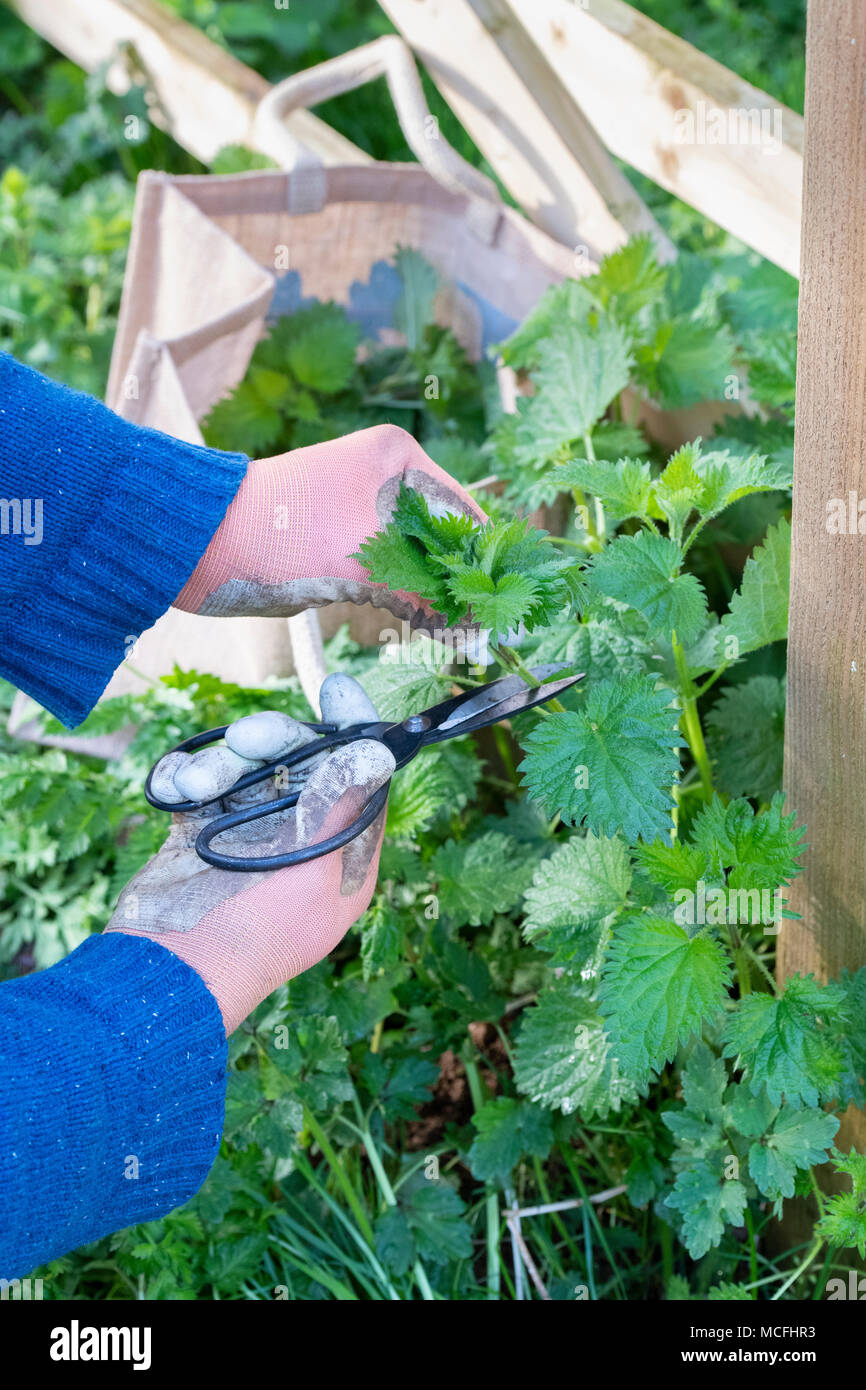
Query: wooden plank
xmin=463 ymin=0 xmax=673 ymax=258
xmin=500 ymin=0 xmax=804 ymax=275
xmin=781 ymin=0 xmax=866 ymax=1145
xmin=3 ymin=0 xmax=367 ymax=166
xmin=378 ymin=0 xmax=660 ymax=259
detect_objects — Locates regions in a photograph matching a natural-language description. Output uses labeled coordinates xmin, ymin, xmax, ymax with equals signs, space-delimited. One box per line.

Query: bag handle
xmin=253 ymin=35 xmax=502 ymax=238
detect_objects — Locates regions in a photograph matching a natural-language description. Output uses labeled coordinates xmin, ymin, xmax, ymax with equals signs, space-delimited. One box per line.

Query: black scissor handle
xmin=194 ymin=779 xmax=390 ymax=871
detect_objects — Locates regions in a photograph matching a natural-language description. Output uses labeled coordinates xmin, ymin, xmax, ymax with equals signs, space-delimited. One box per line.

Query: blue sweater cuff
xmin=0 ymin=933 xmax=227 ymax=1280
xmin=0 ymin=354 xmax=248 ymax=727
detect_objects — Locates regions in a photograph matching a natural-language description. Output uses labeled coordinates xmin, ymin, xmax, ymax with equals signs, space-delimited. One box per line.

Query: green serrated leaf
xmin=600 ymin=916 xmax=732 ymax=1083
xmin=715 ymin=517 xmax=791 ymax=662
xmin=392 ymin=245 xmax=439 ymax=349
xmin=632 ymin=838 xmax=710 ymax=895
xmin=523 ymin=831 xmax=631 ymax=950
xmin=511 ymin=315 xmax=633 ymax=467
xmin=706 ymin=676 xmax=786 ymax=802
xmin=722 ymin=975 xmax=846 ymax=1107
xmin=359 ymin=902 xmax=404 ymax=980
xmin=554 ymin=455 xmax=653 ymax=521
xmin=582 ymin=234 xmax=668 ymax=322
xmin=518 ymin=674 xmax=683 ymax=842
xmin=513 ymin=982 xmax=641 ymax=1119
xmin=584 ymin=531 xmax=708 ymax=644
xmin=432 ymin=830 xmax=538 ymax=926
xmin=691 ymin=792 xmax=806 ymax=895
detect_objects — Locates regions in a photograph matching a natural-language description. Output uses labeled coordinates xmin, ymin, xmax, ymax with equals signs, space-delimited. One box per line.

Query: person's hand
xmin=172 ymin=424 xmax=485 ymax=631
xmin=104 ymin=675 xmax=393 ymax=1035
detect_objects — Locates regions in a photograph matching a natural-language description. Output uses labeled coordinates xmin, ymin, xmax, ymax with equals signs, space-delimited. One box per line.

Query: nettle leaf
xmin=653 ymin=441 xmax=790 ymax=543
xmin=527 ymin=613 xmax=652 ymax=683
xmin=599 ymin=916 xmax=732 ymax=1084
xmin=432 ymin=830 xmax=538 ymax=926
xmin=583 ymin=531 xmax=708 ymax=645
xmin=513 ymin=982 xmax=641 ymax=1119
xmin=706 ymin=676 xmax=786 ymax=803
xmin=554 ymin=455 xmax=653 ymax=521
xmin=359 ymin=902 xmax=404 ymax=980
xmin=632 ymin=839 xmax=710 ymax=896
xmin=523 ymin=830 xmax=631 ymax=941
xmin=465 ymin=515 xmax=574 ymax=631
xmin=582 ymin=233 xmax=668 ymax=322
xmin=392 ymin=245 xmax=439 ymax=349
xmin=468 ymin=1097 xmax=554 ymax=1182
xmin=283 ymin=302 xmax=360 ymax=393
xmin=354 ymin=522 xmax=452 ymax=617
xmin=496 ymin=277 xmax=595 ymax=370
xmin=387 ymin=746 xmax=476 ymax=837
xmin=355 ymin=487 xmax=571 ymax=632
xmin=512 ymin=314 xmax=633 ymax=466
xmin=394 ymin=484 xmax=478 ymax=554
xmin=518 ymin=673 xmax=683 ymax=842
xmin=665 ymin=1160 xmax=748 ymax=1260
xmin=695 ymin=448 xmax=791 ymax=517
xmin=817 ymin=1149 xmax=866 ymax=1257
xmin=710 ymin=516 xmax=791 ymax=664
xmin=637 ymin=316 xmax=736 ymax=410
xmin=650 ymin=440 xmax=700 ymax=539
xmin=203 ymin=373 xmax=286 ymax=454
xmin=446 ymin=568 xmax=538 ymax=636
xmin=747 ymin=1105 xmax=839 ymax=1200
xmin=691 ymin=792 xmax=806 ymax=893
xmin=722 ymin=975 xmax=847 ymax=1106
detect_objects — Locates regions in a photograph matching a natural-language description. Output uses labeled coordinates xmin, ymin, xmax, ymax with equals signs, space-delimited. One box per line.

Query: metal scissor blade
xmin=433 ymin=662 xmax=572 ymax=732
xmin=421 ymin=664 xmax=584 ymax=744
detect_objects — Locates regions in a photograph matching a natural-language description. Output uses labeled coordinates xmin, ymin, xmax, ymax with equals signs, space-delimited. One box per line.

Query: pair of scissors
xmin=144 ymin=663 xmax=584 ymax=872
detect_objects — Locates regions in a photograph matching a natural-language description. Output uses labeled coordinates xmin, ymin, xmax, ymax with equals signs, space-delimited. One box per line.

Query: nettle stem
xmin=494 ymin=643 xmax=567 ymax=714
xmin=672 ymin=634 xmax=713 ymax=801
xmin=463 ymin=1047 xmax=501 ymax=1301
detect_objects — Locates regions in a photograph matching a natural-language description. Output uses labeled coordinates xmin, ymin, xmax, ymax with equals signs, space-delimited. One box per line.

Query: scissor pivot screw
xmin=403 ymin=714 xmax=431 ymax=732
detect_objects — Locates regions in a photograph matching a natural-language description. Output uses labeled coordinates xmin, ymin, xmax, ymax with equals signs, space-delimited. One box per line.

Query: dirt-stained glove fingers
xmin=294 ymin=738 xmax=395 ymax=848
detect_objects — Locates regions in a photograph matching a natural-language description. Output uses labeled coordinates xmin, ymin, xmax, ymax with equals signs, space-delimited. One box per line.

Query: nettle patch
xmin=15 ymin=238 xmax=864 ymax=1299
xmin=353 ymin=240 xmax=864 ymax=1273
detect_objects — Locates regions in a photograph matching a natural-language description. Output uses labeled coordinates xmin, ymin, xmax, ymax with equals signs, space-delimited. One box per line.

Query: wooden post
xmin=781 ymin=0 xmax=866 ymax=1147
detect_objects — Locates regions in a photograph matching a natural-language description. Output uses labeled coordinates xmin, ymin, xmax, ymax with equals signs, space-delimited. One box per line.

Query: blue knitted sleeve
xmin=0 ymin=353 xmax=248 ymax=728
xmin=0 ymin=933 xmax=228 ymax=1280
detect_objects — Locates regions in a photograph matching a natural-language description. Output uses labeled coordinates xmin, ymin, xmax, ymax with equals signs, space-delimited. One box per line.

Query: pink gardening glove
xmin=173 ymin=423 xmax=485 ymax=627
xmin=105 ymin=675 xmax=393 ymax=1036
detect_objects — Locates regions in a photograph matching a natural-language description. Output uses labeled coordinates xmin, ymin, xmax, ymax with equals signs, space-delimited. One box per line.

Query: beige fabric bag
xmin=99 ymin=37 xmax=576 ymax=706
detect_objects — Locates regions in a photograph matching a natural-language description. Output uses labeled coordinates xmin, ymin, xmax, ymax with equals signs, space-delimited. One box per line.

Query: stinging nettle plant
xmin=355 ymin=236 xmax=866 ymax=1272
xmin=9 ymin=236 xmax=863 ymax=1299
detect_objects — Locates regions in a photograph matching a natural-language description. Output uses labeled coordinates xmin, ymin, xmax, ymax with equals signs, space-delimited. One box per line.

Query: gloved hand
xmin=173 ymin=423 xmax=485 ymax=630
xmin=105 ymin=675 xmax=393 ymax=1036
